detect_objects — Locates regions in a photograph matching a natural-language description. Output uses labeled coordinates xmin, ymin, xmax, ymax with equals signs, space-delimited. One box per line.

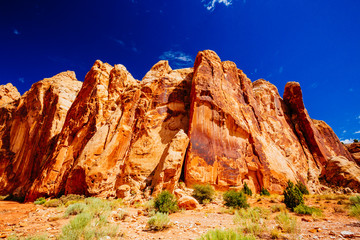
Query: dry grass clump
xmin=147 ymin=212 xmax=171 ymax=231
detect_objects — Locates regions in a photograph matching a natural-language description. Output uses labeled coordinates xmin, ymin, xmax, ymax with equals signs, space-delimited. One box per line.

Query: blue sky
xmin=0 ymin=0 xmax=359 ymax=142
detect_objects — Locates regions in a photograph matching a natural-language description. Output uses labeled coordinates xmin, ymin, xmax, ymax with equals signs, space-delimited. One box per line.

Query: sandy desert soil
xmin=1 ymin=194 xmax=360 ymax=240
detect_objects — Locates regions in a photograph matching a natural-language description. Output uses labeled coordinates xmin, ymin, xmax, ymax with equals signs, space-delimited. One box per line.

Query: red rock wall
xmin=0 ymin=50 xmax=356 ymax=201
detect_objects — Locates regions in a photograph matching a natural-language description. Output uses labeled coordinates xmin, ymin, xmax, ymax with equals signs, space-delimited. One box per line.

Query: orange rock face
xmin=346 ymin=142 xmax=360 ymax=165
xmin=0 ymin=83 xmax=20 ymax=106
xmin=0 ymin=72 xmax=82 ymax=198
xmin=0 ymin=50 xmax=356 ymax=201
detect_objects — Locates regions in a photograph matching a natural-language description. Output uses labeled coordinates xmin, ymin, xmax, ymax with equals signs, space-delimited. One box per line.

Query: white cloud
xmin=202 ymin=0 xmax=232 ymax=11
xmin=343 ymin=130 xmax=347 ymax=134
xmin=341 ymin=139 xmax=354 ymax=144
xmin=18 ymin=77 xmax=24 ymax=83
xmin=355 ymin=131 xmax=360 ymax=134
xmin=13 ymin=29 xmax=20 ymax=35
xmin=357 ymin=115 xmax=360 ymax=119
xmin=310 ymin=82 xmax=318 ymax=88
xmin=159 ymin=50 xmax=194 ymax=69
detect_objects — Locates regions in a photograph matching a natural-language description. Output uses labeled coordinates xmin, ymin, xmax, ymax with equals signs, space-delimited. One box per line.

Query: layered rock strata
xmin=0 ymin=50 xmax=356 ymax=201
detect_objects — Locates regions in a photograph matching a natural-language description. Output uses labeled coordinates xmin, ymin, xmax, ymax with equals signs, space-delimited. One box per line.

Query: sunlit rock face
xmin=0 ymin=50 xmax=356 ymax=201
xmin=0 ymin=71 xmax=82 ymax=198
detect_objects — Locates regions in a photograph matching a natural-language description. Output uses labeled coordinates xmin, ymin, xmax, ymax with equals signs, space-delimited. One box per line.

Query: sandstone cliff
xmin=0 ymin=50 xmax=356 ymax=201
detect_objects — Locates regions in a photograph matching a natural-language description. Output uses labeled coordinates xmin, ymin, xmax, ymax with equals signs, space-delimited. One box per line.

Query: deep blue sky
xmin=1 ymin=0 xmax=359 ymax=142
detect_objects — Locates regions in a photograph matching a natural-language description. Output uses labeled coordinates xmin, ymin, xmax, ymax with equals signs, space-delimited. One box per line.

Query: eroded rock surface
xmin=346 ymin=142 xmax=360 ymax=165
xmin=0 ymin=72 xmax=82 ymax=198
xmin=0 ymin=50 xmax=356 ymax=201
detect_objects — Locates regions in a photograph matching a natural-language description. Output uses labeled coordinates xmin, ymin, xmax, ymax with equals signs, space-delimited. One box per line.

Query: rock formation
xmin=346 ymin=142 xmax=360 ymax=165
xmin=0 ymin=50 xmax=357 ymax=201
xmin=0 ymin=71 xmax=82 ymax=198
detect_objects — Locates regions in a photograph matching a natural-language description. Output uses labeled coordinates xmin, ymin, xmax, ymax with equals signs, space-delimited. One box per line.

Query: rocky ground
xmin=1 ymin=194 xmax=360 ymax=240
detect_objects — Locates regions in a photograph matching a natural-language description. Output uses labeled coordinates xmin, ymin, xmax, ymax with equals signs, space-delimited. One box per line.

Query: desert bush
xmin=109 ymin=198 xmax=124 ymax=210
xmin=34 ymin=197 xmax=46 ymax=205
xmin=349 ymin=195 xmax=360 ymax=205
xmin=234 ymin=208 xmax=266 ymax=236
xmin=154 ymin=191 xmax=178 ymax=214
xmin=192 ymin=184 xmax=215 ymax=204
xmin=349 ymin=204 xmax=360 ymax=219
xmin=64 ymin=202 xmax=87 ymax=217
xmin=147 ymin=212 xmax=171 ymax=231
xmin=197 ymin=229 xmax=255 ymax=240
xmin=223 ymin=190 xmax=249 ymax=209
xmin=293 ymin=204 xmax=322 ymax=216
xmin=60 ymin=194 xmax=84 ymax=206
xmin=283 ymin=180 xmax=303 ymax=210
xmin=60 ymin=198 xmax=119 ymax=240
xmin=242 ymin=183 xmax=252 ymax=196
xmin=275 ymin=212 xmax=299 ymax=234
xmin=271 ymin=204 xmax=286 ymax=213
xmin=43 ymin=199 xmax=62 ymax=208
xmin=143 ymin=199 xmax=155 ymax=212
xmin=354 ymin=139 xmax=359 ymax=143
xmin=84 ymin=197 xmax=111 ymax=216
xmin=260 ymin=187 xmax=270 ymax=196
xmin=295 ymin=182 xmax=309 ymax=195
xmin=270 ymin=229 xmax=281 ymax=239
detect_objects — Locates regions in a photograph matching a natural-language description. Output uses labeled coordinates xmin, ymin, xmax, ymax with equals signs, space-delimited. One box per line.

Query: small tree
xmin=154 ymin=191 xmax=178 ymax=214
xmin=283 ymin=180 xmax=303 ymax=210
xmin=354 ymin=139 xmax=359 ymax=143
xmin=242 ymin=182 xmax=253 ymax=196
xmin=295 ymin=181 xmax=309 ymax=195
xmin=260 ymin=187 xmax=270 ymax=196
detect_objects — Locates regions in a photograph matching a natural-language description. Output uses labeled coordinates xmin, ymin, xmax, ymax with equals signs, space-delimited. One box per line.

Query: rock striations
xmin=0 ymin=50 xmax=357 ymax=202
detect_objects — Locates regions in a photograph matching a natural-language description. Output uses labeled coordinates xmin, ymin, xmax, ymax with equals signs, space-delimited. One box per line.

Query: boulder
xmin=322 ymin=156 xmax=360 ymax=192
xmin=177 ymin=196 xmax=200 ymax=210
xmin=0 ymin=83 xmax=20 ymax=106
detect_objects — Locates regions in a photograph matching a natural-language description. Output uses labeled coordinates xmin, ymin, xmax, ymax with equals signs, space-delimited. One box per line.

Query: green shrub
xmin=295 ymin=182 xmax=309 ymax=195
xmin=43 ymin=199 xmax=63 ymax=208
xmin=293 ymin=204 xmax=322 ymax=216
xmin=283 ymin=180 xmax=303 ymax=210
xmin=354 ymin=139 xmax=359 ymax=143
xmin=223 ymin=190 xmax=249 ymax=209
xmin=349 ymin=204 xmax=360 ymax=219
xmin=349 ymin=195 xmax=360 ymax=205
xmin=242 ymin=183 xmax=252 ymax=196
xmin=260 ymin=187 xmax=270 ymax=196
xmin=64 ymin=202 xmax=87 ymax=217
xmin=192 ymin=184 xmax=215 ymax=204
xmin=275 ymin=212 xmax=299 ymax=234
xmin=154 ymin=191 xmax=178 ymax=214
xmin=147 ymin=212 xmax=171 ymax=231
xmin=197 ymin=229 xmax=255 ymax=240
xmin=34 ymin=197 xmax=46 ymax=205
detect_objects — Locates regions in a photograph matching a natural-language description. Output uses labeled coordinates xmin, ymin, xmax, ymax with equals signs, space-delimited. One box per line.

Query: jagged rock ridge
xmin=0 ymin=50 xmax=357 ymax=202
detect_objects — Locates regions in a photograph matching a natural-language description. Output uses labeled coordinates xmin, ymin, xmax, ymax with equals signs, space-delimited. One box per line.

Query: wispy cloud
xmin=355 ymin=130 xmax=360 ymax=134
xmin=202 ymin=0 xmax=232 ymax=11
xmin=18 ymin=77 xmax=24 ymax=83
xmin=357 ymin=115 xmax=360 ymax=119
xmin=343 ymin=130 xmax=347 ymax=134
xmin=159 ymin=50 xmax=194 ymax=69
xmin=310 ymin=82 xmax=318 ymax=88
xmin=349 ymin=88 xmax=354 ymax=92
xmin=279 ymin=66 xmax=283 ymax=74
xmin=341 ymin=138 xmax=355 ymax=144
xmin=13 ymin=29 xmax=20 ymax=35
